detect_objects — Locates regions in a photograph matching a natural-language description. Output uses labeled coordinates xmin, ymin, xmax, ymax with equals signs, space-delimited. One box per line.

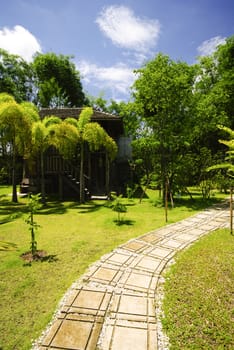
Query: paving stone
xmin=106 ymin=252 xmax=132 ymax=265
xmin=125 ymin=272 xmax=152 ymax=292
xmin=72 ymin=290 xmax=104 ymax=309
xmin=86 ymin=322 xmax=103 ymax=350
xmin=140 ymin=232 xmax=161 ymax=243
xmin=135 ymin=256 xmax=162 ymax=272
xmin=158 ymin=239 xmax=183 ymax=249
xmin=122 ymin=240 xmax=147 ymax=252
xmin=149 ymin=246 xmax=173 ymax=259
xmin=118 ymin=294 xmax=148 ymax=315
xmin=51 ymin=319 xmax=92 ymax=349
xmin=174 ymin=233 xmax=199 ymax=242
xmin=42 ymin=320 xmax=62 ymax=346
xmin=111 ymin=326 xmax=148 ymax=350
xmin=92 ymin=267 xmax=118 ymax=282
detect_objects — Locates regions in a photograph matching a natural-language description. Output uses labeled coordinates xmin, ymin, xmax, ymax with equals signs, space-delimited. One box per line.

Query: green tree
xmin=132 ymin=53 xmax=196 ymax=201
xmin=33 ymin=52 xmax=86 ymax=107
xmin=0 ymin=93 xmax=34 ymax=202
xmin=52 ymin=118 xmax=80 ymax=160
xmin=31 ymin=116 xmax=61 ymax=203
xmin=0 ymin=49 xmax=33 ymax=102
xmin=18 ymin=101 xmax=40 ymax=179
xmin=214 ymin=36 xmax=234 ymax=127
xmin=25 ymin=193 xmax=42 ymax=256
xmin=110 ymin=194 xmax=127 ymax=224
xmin=207 ymin=125 xmax=234 ymax=234
xmin=77 ymin=107 xmax=117 ymax=202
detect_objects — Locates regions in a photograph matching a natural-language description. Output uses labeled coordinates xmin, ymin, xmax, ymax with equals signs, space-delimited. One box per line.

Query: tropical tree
xmin=18 ymin=101 xmax=40 ymax=179
xmin=0 ymin=93 xmax=36 ymax=202
xmin=76 ymin=107 xmax=117 ymax=202
xmin=52 ymin=118 xmax=80 ymax=160
xmin=31 ymin=116 xmax=61 ymax=204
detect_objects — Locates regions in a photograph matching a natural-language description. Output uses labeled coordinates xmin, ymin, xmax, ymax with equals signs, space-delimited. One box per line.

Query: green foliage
xmin=33 ymin=52 xmax=86 ymax=107
xmin=110 ymin=194 xmax=127 ymax=223
xmin=199 ymin=179 xmax=214 ymax=199
xmin=31 ymin=116 xmax=62 ymax=203
xmin=53 ymin=121 xmax=80 ymax=159
xmin=77 ymin=106 xmax=92 ymax=130
xmin=132 ymin=53 xmax=196 ymax=197
xmin=0 ymin=49 xmax=33 ymax=102
xmin=207 ymin=125 xmax=234 ymax=178
xmin=0 ymin=94 xmax=35 ymax=202
xmin=25 ymin=193 xmax=42 ymax=255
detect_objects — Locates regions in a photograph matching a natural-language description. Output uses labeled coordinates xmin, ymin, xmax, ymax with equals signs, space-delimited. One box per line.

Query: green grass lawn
xmin=0 ymin=185 xmax=228 ymax=350
xmin=162 ymin=229 xmax=234 ymax=349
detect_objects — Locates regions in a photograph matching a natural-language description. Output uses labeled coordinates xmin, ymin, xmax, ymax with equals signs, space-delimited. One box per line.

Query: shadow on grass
xmin=0 ymin=240 xmax=18 ymax=251
xmin=173 ymin=197 xmax=226 ymax=211
xmin=38 ymin=202 xmax=67 ymax=215
xmin=113 ymin=219 xmax=135 ymax=226
xmin=77 ymin=202 xmax=103 ymax=214
xmin=22 ymin=251 xmax=58 ymax=267
xmin=0 ymin=198 xmax=27 ymax=223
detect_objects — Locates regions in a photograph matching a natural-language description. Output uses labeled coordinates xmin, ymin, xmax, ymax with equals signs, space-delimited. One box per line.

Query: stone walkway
xmin=33 ymin=201 xmax=229 ymax=350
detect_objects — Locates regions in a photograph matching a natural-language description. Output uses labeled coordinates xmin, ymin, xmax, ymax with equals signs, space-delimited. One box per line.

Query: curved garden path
xmin=33 ymin=201 xmax=229 ymax=350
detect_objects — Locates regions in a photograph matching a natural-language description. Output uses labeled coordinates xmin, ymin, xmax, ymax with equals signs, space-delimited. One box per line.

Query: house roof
xmin=39 ymin=107 xmax=122 ymax=121
xmin=39 ymin=107 xmax=124 ymax=137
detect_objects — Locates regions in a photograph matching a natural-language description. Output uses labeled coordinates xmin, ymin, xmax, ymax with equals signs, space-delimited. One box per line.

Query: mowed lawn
xmin=0 ymin=185 xmax=227 ymax=349
xmin=162 ymin=228 xmax=234 ymax=349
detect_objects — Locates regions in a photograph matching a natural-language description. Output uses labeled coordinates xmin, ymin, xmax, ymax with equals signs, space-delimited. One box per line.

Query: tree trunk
xmin=165 ymin=177 xmax=168 ymax=222
xmin=230 ymin=186 xmax=233 ymax=235
xmin=79 ymin=141 xmax=85 ymax=203
xmin=12 ymin=137 xmax=18 ymax=203
xmin=59 ymin=173 xmax=63 ymax=201
xmin=105 ymin=153 xmax=110 ymax=196
xmin=40 ymin=151 xmax=46 ymax=204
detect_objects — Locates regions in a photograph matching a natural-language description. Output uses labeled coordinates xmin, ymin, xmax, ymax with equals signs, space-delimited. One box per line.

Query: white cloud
xmin=0 ymin=25 xmax=42 ymax=61
xmin=197 ymin=36 xmax=226 ymax=56
xmin=78 ymin=60 xmax=136 ymax=98
xmin=96 ymin=5 xmax=160 ymax=53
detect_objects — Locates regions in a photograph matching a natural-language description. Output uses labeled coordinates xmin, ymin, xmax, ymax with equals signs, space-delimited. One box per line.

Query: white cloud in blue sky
xmin=96 ymin=5 xmax=160 ymax=53
xmin=0 ymin=25 xmax=41 ymax=61
xmin=0 ymin=0 xmax=233 ymax=101
xmin=197 ymin=36 xmax=226 ymax=56
xmin=79 ymin=60 xmax=135 ymax=98
xmin=79 ymin=5 xmax=159 ymax=100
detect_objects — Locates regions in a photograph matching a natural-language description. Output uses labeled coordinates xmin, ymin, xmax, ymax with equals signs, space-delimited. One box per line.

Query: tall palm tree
xmin=0 ymin=93 xmax=34 ymax=202
xmin=31 ymin=116 xmax=61 ymax=204
xmin=76 ymin=107 xmax=117 ymax=202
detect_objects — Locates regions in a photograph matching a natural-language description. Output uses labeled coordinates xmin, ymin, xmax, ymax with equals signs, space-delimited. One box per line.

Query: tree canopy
xmin=33 ymin=52 xmax=86 ymax=107
xmin=0 ymin=50 xmax=87 ymax=108
xmin=0 ymin=49 xmax=33 ymax=103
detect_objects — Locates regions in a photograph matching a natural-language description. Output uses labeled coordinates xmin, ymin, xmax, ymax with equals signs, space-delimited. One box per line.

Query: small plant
xmin=111 ymin=194 xmax=127 ymax=224
xmin=25 ymin=193 xmax=42 ymax=256
xmin=126 ymin=184 xmax=138 ymax=199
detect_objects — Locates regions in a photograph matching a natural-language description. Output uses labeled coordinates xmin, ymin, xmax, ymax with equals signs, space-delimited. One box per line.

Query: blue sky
xmin=0 ymin=0 xmax=233 ymax=102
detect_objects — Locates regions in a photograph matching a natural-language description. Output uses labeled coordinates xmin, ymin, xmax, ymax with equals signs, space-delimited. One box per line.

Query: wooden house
xmin=26 ymin=108 xmax=132 ymax=199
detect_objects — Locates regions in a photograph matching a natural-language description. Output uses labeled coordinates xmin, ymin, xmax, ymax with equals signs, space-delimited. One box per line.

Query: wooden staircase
xmin=45 ymin=155 xmax=90 ymax=198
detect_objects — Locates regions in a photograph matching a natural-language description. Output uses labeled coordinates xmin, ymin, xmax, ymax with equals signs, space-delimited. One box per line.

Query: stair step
xmin=91 ymin=195 xmax=108 ymax=200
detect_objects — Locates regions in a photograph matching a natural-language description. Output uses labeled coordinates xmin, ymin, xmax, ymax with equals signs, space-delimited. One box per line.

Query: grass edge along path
xmin=162 ymin=228 xmax=234 ymax=350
